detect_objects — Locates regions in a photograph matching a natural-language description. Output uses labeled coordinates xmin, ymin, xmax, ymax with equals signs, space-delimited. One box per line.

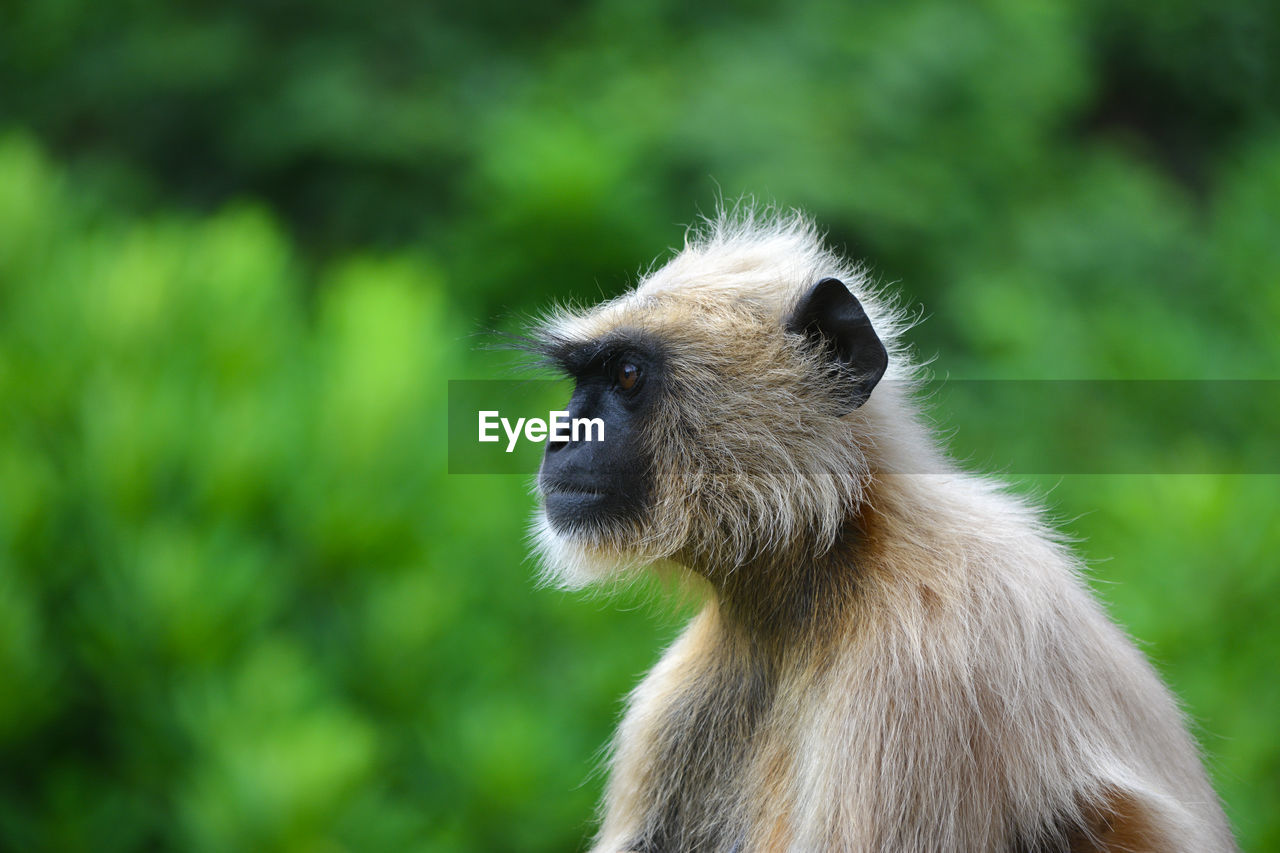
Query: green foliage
xmin=1 ymin=1 xmax=1278 ymax=849
xmin=0 ymin=137 xmax=681 ymax=850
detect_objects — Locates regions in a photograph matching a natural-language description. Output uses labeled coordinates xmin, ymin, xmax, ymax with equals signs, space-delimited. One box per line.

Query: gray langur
xmin=521 ymin=209 xmax=1236 ymax=852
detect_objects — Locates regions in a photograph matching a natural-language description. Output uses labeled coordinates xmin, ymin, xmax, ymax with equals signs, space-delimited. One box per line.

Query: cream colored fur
xmin=529 ymin=209 xmax=1236 ymax=852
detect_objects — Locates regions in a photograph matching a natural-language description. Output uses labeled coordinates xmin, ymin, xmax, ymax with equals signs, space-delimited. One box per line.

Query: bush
xmin=0 ymin=136 xmax=682 ymax=850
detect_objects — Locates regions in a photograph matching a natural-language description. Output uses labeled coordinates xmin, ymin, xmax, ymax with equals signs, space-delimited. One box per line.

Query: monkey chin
xmin=529 ymin=509 xmax=656 ymax=590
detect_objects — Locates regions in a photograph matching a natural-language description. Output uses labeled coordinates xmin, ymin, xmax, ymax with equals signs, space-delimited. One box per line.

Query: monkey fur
xmin=525 ymin=209 xmax=1236 ymax=852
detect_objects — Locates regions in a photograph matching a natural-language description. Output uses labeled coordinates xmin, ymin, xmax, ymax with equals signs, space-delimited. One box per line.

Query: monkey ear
xmin=787 ymin=277 xmax=888 ymax=412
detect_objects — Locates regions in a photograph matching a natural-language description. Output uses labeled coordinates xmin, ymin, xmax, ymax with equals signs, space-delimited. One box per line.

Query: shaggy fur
xmin=528 ymin=209 xmax=1236 ymax=852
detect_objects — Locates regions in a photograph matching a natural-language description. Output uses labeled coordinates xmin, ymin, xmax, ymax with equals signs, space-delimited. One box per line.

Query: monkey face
xmin=537 ymin=332 xmax=662 ymax=534
xmin=527 ymin=287 xmax=888 ymax=587
xmin=526 ymin=217 xmax=893 ymax=587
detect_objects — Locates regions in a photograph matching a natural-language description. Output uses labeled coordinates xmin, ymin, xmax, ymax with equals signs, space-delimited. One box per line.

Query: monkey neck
xmin=686 ymin=523 xmax=864 ymax=651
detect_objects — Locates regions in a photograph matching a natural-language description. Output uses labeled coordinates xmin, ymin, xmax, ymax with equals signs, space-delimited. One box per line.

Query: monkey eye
xmin=615 ymin=361 xmax=641 ymax=392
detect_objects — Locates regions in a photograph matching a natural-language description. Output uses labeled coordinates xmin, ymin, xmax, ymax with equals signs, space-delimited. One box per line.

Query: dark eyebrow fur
xmin=489 ymin=326 xmax=656 ymax=377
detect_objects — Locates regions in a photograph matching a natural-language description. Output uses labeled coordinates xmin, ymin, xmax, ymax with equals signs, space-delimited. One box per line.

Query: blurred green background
xmin=2 ymin=0 xmax=1278 ymax=850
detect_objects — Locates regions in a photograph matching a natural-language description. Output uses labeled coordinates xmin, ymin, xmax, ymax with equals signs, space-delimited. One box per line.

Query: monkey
xmin=521 ymin=209 xmax=1236 ymax=852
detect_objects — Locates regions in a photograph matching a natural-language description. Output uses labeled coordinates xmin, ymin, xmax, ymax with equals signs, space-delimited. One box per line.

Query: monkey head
xmin=527 ymin=214 xmax=903 ymax=588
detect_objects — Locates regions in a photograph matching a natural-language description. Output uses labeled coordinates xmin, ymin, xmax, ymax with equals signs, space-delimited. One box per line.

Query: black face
xmin=539 ymin=336 xmax=660 ymax=531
